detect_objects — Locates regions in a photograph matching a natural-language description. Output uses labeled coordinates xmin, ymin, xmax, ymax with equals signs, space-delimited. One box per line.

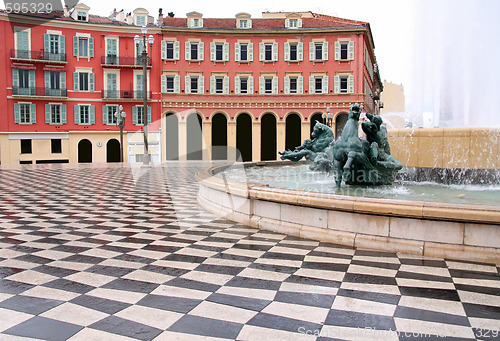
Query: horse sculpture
xmin=279 ymin=122 xmax=334 ymax=170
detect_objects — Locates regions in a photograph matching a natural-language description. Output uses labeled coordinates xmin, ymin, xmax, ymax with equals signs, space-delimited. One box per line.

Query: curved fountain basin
xmin=196 ymin=161 xmax=500 ymax=263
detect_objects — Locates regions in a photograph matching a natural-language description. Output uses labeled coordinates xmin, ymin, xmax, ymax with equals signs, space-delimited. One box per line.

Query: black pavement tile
xmin=43 ymin=278 xmax=96 ymax=294
xmin=0 ymin=295 xmax=63 ymax=314
xmin=285 ymin=275 xmax=341 ymax=288
xmin=394 ymin=306 xmax=470 ymax=326
xmin=0 ymin=279 xmax=35 ymax=294
xmin=195 ymin=263 xmax=245 ymax=276
xmin=455 ymin=283 xmax=500 ymax=296
xmin=0 ymin=266 xmax=24 ymax=279
xmin=462 ymin=303 xmax=500 ymax=320
xmin=399 ymin=286 xmax=460 ymax=301
xmin=262 ymin=252 xmax=305 ymax=262
xmin=308 ymin=250 xmax=354 ymax=260
xmin=32 ymin=265 xmax=79 ymax=278
xmin=13 ymin=254 xmax=53 ymax=265
xmin=101 ymin=278 xmax=159 ymax=294
xmin=2 ymin=316 xmax=83 ymax=341
xmin=140 ymin=264 xmax=190 ymax=277
xmin=233 ymin=243 xmax=274 ymax=252
xmin=337 ymin=288 xmax=400 ymax=305
xmin=70 ymin=295 xmax=131 ymax=314
xmin=355 ymin=249 xmax=397 ymax=258
xmin=207 ymin=293 xmax=271 ymax=311
xmin=137 ymin=294 xmax=202 ymax=314
xmin=84 ymin=265 xmax=135 ymax=277
xmin=275 ymin=291 xmax=335 ymax=309
xmin=89 ymin=316 xmax=162 ymax=341
xmin=449 ymin=269 xmax=500 ymax=281
xmin=248 ymin=312 xmax=323 ymax=333
xmin=396 ymin=271 xmax=453 ymax=283
xmin=344 ymin=273 xmax=397 ymax=285
xmin=351 ymin=259 xmax=401 ymax=270
xmin=225 ymin=276 xmax=282 ymax=291
xmin=249 ymin=262 xmax=299 ymax=274
xmin=399 ymin=259 xmax=447 ymax=268
xmin=302 ymin=261 xmax=350 ymax=272
xmin=163 ymin=254 xmax=207 ymax=263
xmin=166 ymin=277 xmax=221 ymax=293
xmin=325 ymin=309 xmax=396 ymax=330
xmin=168 ymin=315 xmax=243 ymax=339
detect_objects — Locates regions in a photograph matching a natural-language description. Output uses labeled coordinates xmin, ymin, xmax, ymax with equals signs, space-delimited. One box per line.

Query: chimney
xmin=126 ymin=12 xmax=133 ymax=25
xmin=158 ymin=8 xmax=163 ymax=25
xmin=63 ymin=5 xmax=70 ymax=17
xmin=116 ymin=10 xmax=125 ymax=22
xmin=168 ymin=12 xmax=174 ymax=18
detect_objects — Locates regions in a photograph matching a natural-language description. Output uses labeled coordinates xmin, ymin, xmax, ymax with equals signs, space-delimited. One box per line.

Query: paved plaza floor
xmin=0 ymin=162 xmax=499 ymax=341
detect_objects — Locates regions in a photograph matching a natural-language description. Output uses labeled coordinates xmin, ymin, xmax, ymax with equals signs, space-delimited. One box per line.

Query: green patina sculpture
xmin=280 ymin=103 xmax=402 ymax=187
xmin=279 ymin=122 xmax=334 ymax=170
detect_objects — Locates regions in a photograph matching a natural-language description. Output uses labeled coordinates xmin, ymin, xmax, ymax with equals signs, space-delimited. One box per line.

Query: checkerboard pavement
xmin=0 ymin=162 xmax=499 ymax=341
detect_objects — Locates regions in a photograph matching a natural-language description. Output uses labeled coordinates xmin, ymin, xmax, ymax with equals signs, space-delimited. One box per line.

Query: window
xmin=136 ymin=15 xmax=146 ymax=26
xmin=104 ymin=105 xmax=118 ymax=125
xmin=185 ymin=75 xmax=204 ymax=94
xmin=335 ymin=41 xmax=354 ymax=61
xmin=45 ymin=70 xmax=66 ymax=97
xmin=14 ymin=103 xmax=35 ymax=124
xmin=166 ymin=42 xmax=174 ymax=59
xmin=51 ymin=139 xmax=62 ymax=153
xmin=106 ymin=38 xmax=118 ymax=64
xmin=289 ymin=43 xmax=298 ymax=61
xmin=235 ymin=76 xmax=253 ymax=94
xmin=79 ymin=38 xmax=88 ymax=57
xmin=190 ymin=77 xmax=198 ymax=94
xmin=285 ymin=18 xmax=302 ymax=29
xmin=239 ymin=77 xmax=248 ymax=94
xmin=211 ymin=42 xmax=228 ymax=62
xmin=161 ymin=41 xmax=180 ymax=61
xmin=315 ymin=43 xmax=323 ymax=61
xmin=74 ymin=72 xmax=94 ymax=92
xmin=265 ymin=77 xmax=273 ymax=94
xmin=13 ymin=69 xmax=35 ymax=95
xmin=166 ymin=76 xmax=175 ymax=93
xmin=18 ymin=69 xmax=29 ymax=88
xmin=309 ymin=75 xmax=329 ymax=94
xmin=210 ymin=76 xmax=229 ymax=94
xmin=191 ymin=43 xmax=198 ymax=60
xmin=215 ymin=77 xmax=224 ymax=94
xmin=73 ymin=36 xmax=94 ymax=58
xmin=260 ymin=42 xmax=277 ymax=62
xmin=315 ymin=77 xmax=323 ymax=94
xmin=215 ymin=43 xmax=223 ymax=61
xmin=161 ymin=75 xmax=180 ymax=93
xmin=20 ymin=139 xmax=32 ymax=154
xmin=47 ymin=104 xmax=65 ymax=124
xmin=334 ymin=75 xmax=354 ymax=94
xmin=239 ymin=20 xmax=247 ymax=28
xmin=310 ymin=42 xmax=328 ymax=61
xmin=289 ymin=19 xmax=298 ymax=28
xmin=185 ymin=42 xmax=204 ymax=61
xmin=259 ymin=76 xmax=278 ymax=94
xmin=188 ymin=17 xmax=204 ymax=28
xmin=193 ymin=18 xmax=199 ymax=27
xmin=15 ymin=29 xmax=30 ymax=59
xmin=77 ymin=105 xmax=90 ymax=125
xmin=136 ymin=106 xmax=144 ymax=125
xmin=44 ymin=34 xmax=65 ymax=61
xmin=49 ymin=35 xmax=59 ymax=55
xmin=289 ymin=77 xmax=298 ymax=94
xmin=235 ymin=43 xmax=253 ymax=62
xmin=340 ymin=76 xmax=348 ymax=93
xmin=240 ymin=44 xmax=248 ymax=61
xmin=132 ymin=106 xmax=151 ymax=126
xmin=77 ymin=11 xmax=87 ymax=21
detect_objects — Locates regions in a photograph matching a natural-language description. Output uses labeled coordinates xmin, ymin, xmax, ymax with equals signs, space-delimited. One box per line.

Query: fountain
xmin=196 ymin=104 xmax=500 ymax=264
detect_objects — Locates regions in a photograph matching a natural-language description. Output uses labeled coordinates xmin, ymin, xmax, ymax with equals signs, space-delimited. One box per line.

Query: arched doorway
xmin=211 ymin=113 xmax=227 ymax=160
xmin=310 ymin=112 xmax=324 ymax=137
xmin=260 ymin=113 xmax=277 ymax=161
xmin=285 ymin=113 xmax=301 ymax=151
xmin=78 ymin=139 xmax=92 ymax=163
xmin=165 ymin=113 xmax=179 ymax=160
xmin=236 ymin=113 xmax=252 ymax=162
xmin=186 ymin=112 xmax=203 ymax=160
xmin=106 ymin=139 xmax=120 ymax=162
xmin=335 ymin=112 xmax=349 ymax=140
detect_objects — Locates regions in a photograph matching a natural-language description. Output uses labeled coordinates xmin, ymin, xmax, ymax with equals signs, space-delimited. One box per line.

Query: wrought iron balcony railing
xmin=101 ymin=90 xmax=152 ymax=100
xmin=101 ymin=55 xmax=152 ymax=67
xmin=11 ymin=49 xmax=67 ymax=62
xmin=12 ymin=86 xmax=67 ymax=97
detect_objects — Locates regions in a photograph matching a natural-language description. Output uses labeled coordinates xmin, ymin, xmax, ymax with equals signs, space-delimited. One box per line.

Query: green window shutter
xmin=103 ymin=105 xmax=108 ymax=124
xmin=298 ymin=42 xmax=303 ymax=61
xmin=185 ymin=76 xmax=191 ymax=94
xmin=12 ymin=69 xmax=19 ymax=87
xmin=234 ymin=76 xmax=240 ymax=95
xmin=273 ymin=76 xmax=278 ymax=94
xmin=89 ymin=37 xmax=94 ymax=58
xmin=44 ymin=34 xmax=49 ymax=54
xmin=161 ymin=40 xmax=166 ymax=59
xmin=61 ymin=72 xmax=66 ymax=91
xmin=298 ymin=18 xmax=302 ymax=28
xmin=73 ymin=72 xmax=79 ymax=91
xmin=174 ymin=75 xmax=180 ymax=93
xmin=61 ymin=105 xmax=67 ymax=124
xmin=334 ymin=76 xmax=340 ymax=94
xmin=14 ymin=103 xmax=20 ymax=123
xmin=334 ymin=41 xmax=340 ymax=60
xmin=248 ymin=43 xmax=254 ymax=61
xmin=174 ymin=41 xmax=180 ymax=60
xmin=59 ymin=35 xmax=65 ymax=55
xmin=45 ymin=104 xmax=50 ymax=123
xmin=323 ymin=42 xmax=329 ymax=61
xmin=106 ymin=38 xmax=117 ymax=56
xmin=224 ymin=76 xmax=229 ymax=94
xmin=44 ymin=71 xmax=50 ymax=89
xmin=132 ymin=106 xmax=138 ymax=125
xmin=90 ymin=105 xmax=95 ymax=124
xmin=210 ymin=42 xmax=215 ymax=61
xmin=199 ymin=76 xmax=204 ymax=93
xmin=259 ymin=42 xmax=264 ymax=61
xmin=309 ymin=42 xmax=315 ymax=61
xmin=285 ymin=18 xmax=290 ymax=28
xmin=198 ymin=42 xmax=204 ymax=61
xmin=74 ymin=105 xmax=80 ymax=124
xmin=161 ymin=75 xmax=166 ymax=93
xmin=284 ymin=76 xmax=290 ymax=95
xmin=224 ymin=42 xmax=229 ymax=61
xmin=246 ymin=76 xmax=253 ymax=94
xmin=136 ymin=74 xmax=143 ymax=92
xmin=273 ymin=43 xmax=278 ymax=61
xmin=348 ymin=75 xmax=355 ymax=94
xmin=30 ymin=104 xmax=36 ymax=123
xmin=89 ymin=73 xmax=95 ymax=91
xmin=309 ymin=76 xmax=314 ymax=93
xmin=284 ymin=42 xmax=290 ymax=62
xmin=348 ymin=41 xmax=355 ymax=60
xmin=185 ymin=41 xmax=190 ymax=60
xmin=147 ymin=106 xmax=151 ymax=124
xmin=73 ymin=36 xmax=79 ymax=56
xmin=298 ymin=76 xmax=303 ymax=94
xmin=29 ymin=70 xmax=35 ymax=89
xmin=210 ymin=76 xmax=215 ymax=94
xmin=234 ymin=43 xmax=240 ymax=62
xmin=323 ymin=76 xmax=329 ymax=94
xmin=259 ymin=76 xmax=264 ymax=94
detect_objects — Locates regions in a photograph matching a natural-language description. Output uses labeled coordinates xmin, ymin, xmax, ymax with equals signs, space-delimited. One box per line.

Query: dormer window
xmin=235 ymin=12 xmax=252 ymax=30
xmin=77 ymin=11 xmax=87 ymax=21
xmin=285 ymin=13 xmax=303 ymax=29
xmin=187 ymin=12 xmax=204 ymax=28
xmin=136 ymin=15 xmax=146 ymax=26
xmin=240 ymin=20 xmax=248 ymax=29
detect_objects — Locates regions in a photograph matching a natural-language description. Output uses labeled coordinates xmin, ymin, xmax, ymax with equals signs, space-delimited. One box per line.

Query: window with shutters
xmin=73 ymin=36 xmax=94 ymax=59
xmin=105 ymin=37 xmax=118 ymax=64
xmin=289 ymin=43 xmax=298 ymax=61
xmin=314 ymin=77 xmax=323 ymax=94
xmin=340 ymin=76 xmax=348 ymax=93
xmin=45 ymin=71 xmax=66 ymax=97
xmin=190 ymin=76 xmax=199 ymax=94
xmin=235 ymin=43 xmax=253 ymax=62
xmin=74 ymin=71 xmax=94 ymax=92
xmin=239 ymin=77 xmax=248 ymax=94
xmin=15 ymin=28 xmax=30 ymax=59
xmin=340 ymin=42 xmax=348 ymax=60
xmin=166 ymin=41 xmax=174 ymax=59
xmin=44 ymin=33 xmax=65 ymax=61
xmin=76 ymin=11 xmax=87 ymax=21
xmin=215 ymin=43 xmax=223 ymax=61
xmin=165 ymin=76 xmax=175 ymax=93
xmin=335 ymin=41 xmax=354 ymax=61
xmin=239 ymin=44 xmax=248 ymax=61
xmin=49 ymin=35 xmax=59 ymax=55
xmin=264 ymin=77 xmax=273 ymax=94
xmin=215 ymin=77 xmax=224 ymax=94
xmin=264 ymin=44 xmax=273 ymax=61
xmin=132 ymin=106 xmax=151 ymax=126
xmin=49 ymin=104 xmax=63 ymax=124
xmin=289 ymin=77 xmax=298 ymax=94
xmin=105 ymin=105 xmax=118 ymax=125
xmin=19 ymin=104 xmax=31 ymax=124
xmin=13 ymin=69 xmax=35 ymax=95
xmin=190 ymin=42 xmax=199 ymax=60
xmin=78 ymin=105 xmax=90 ymax=125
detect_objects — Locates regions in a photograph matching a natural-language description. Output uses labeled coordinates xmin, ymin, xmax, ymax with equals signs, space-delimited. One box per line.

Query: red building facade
xmin=0 ymin=7 xmax=382 ymax=164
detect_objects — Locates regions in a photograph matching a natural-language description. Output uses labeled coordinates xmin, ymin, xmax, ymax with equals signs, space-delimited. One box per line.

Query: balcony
xmin=101 ymin=90 xmax=152 ymax=100
xmin=101 ymin=56 xmax=151 ymax=67
xmin=11 ymin=49 xmax=67 ymax=63
xmin=12 ymin=87 xmax=67 ymax=97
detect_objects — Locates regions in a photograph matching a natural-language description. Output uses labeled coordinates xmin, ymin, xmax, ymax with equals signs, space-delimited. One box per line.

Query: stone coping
xmin=196 ymin=161 xmax=500 ymax=263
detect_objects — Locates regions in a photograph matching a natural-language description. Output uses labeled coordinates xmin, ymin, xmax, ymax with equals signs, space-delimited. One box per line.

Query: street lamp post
xmin=134 ymin=26 xmax=154 ymax=166
xmin=114 ymin=104 xmax=126 ymax=162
